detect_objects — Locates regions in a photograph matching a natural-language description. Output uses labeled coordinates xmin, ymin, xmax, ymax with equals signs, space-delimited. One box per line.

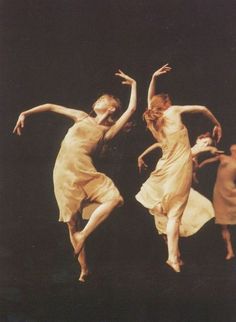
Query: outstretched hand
xmin=13 ymin=113 xmax=25 ymax=136
xmin=152 ymin=63 xmax=172 ymax=78
xmin=115 ymin=69 xmax=136 ymax=86
xmin=210 ymin=147 xmax=224 ymax=155
xmin=212 ymin=125 xmax=222 ymax=143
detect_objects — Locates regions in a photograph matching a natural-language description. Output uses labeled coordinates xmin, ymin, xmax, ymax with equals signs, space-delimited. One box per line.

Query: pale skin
xmin=137 ymin=139 xmax=222 ymax=265
xmin=145 ymin=64 xmax=222 ymax=273
xmin=191 ymin=137 xmax=224 ymax=184
xmin=13 ymin=70 xmax=137 ymax=282
xmin=199 ymin=147 xmax=236 ymax=260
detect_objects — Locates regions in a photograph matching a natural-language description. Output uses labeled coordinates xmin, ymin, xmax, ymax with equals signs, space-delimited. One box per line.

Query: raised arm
xmin=13 ymin=104 xmax=85 ymax=136
xmin=177 ymin=105 xmax=222 ymax=143
xmin=147 ymin=64 xmax=171 ymax=107
xmin=104 ymin=70 xmax=137 ymax=141
xmin=138 ymin=143 xmax=161 ymax=173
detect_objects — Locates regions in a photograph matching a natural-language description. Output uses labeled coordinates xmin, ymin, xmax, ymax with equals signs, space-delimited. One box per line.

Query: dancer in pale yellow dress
xmin=136 ymin=64 xmax=222 ymax=272
xmin=199 ymin=144 xmax=236 ymax=260
xmin=13 ymin=70 xmax=137 ymax=282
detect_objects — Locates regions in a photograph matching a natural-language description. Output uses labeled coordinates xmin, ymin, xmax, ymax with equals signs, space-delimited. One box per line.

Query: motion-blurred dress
xmin=136 ymin=107 xmax=214 ymax=237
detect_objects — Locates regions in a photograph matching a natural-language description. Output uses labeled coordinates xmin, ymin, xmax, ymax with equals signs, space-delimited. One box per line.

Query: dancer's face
xmin=93 ymin=97 xmax=118 ymax=115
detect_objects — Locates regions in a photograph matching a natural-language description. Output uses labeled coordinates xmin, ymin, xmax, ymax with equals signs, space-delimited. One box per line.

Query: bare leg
xmin=162 ymin=234 xmax=183 ymax=266
xmin=67 ymin=218 xmax=90 ymax=282
xmin=67 ymin=218 xmax=77 ymax=250
xmin=221 ymin=225 xmax=235 ymax=260
xmin=78 ymin=246 xmax=89 ymax=282
xmin=166 ymin=216 xmax=181 ymax=272
xmin=73 ymin=197 xmax=122 ymax=255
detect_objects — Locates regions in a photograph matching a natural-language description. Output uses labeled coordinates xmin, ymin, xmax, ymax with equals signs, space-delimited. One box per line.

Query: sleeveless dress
xmin=53 ymin=112 xmax=123 ymax=223
xmin=213 ymin=156 xmax=236 ymax=225
xmin=136 ymin=108 xmax=214 ymax=237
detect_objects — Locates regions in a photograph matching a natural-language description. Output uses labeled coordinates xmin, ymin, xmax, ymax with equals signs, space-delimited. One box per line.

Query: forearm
xmin=127 ymin=81 xmax=137 ymax=114
xmin=21 ymin=103 xmax=53 ymax=116
xmin=147 ymin=76 xmax=156 ymax=107
xmin=139 ymin=143 xmax=161 ymax=159
xmin=203 ymin=107 xmax=220 ymax=126
xmin=104 ymin=82 xmax=137 ymax=141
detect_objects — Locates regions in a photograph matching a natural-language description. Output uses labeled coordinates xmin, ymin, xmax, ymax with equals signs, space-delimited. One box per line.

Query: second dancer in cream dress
xmin=136 ymin=64 xmax=222 ymax=272
xmin=138 ymin=133 xmax=223 ymax=238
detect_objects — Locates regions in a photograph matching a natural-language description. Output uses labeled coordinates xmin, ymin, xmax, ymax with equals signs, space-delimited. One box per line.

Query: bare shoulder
xmin=164 ymin=106 xmax=181 ymax=118
xmin=219 ymin=154 xmax=229 ymax=162
xmin=74 ymin=110 xmax=89 ymax=121
xmin=167 ymin=105 xmax=181 ymax=114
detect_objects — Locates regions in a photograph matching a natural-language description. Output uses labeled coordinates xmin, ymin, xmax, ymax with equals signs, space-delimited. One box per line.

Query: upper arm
xmin=50 ymin=104 xmax=87 ymax=122
xmin=177 ymin=105 xmax=206 ymax=114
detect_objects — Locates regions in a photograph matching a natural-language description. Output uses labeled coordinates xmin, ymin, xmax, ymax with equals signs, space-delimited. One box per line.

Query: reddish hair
xmin=143 ymin=93 xmax=171 ymax=137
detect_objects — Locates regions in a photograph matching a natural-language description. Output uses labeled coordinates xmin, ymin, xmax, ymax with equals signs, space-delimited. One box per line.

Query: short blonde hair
xmin=93 ymin=94 xmax=121 ymax=112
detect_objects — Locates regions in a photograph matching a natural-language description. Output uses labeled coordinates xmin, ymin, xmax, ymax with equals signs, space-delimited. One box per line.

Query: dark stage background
xmin=1 ymin=1 xmax=236 ymax=321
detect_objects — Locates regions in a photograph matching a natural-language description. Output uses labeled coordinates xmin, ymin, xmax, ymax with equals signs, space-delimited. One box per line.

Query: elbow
xmin=199 ymin=105 xmax=208 ymax=112
xmin=200 ymin=106 xmax=210 ymax=116
xmin=45 ymin=103 xmax=58 ymax=112
xmin=43 ymin=103 xmax=53 ymax=111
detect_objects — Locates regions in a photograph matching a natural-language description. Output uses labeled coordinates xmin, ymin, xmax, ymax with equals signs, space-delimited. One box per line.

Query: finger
xmin=21 ymin=120 xmax=24 ymax=128
xmin=118 ymin=69 xmax=125 ymax=74
xmin=115 ymin=73 xmax=127 ymax=79
xmin=13 ymin=122 xmax=20 ymax=133
xmin=115 ymin=71 xmax=124 ymax=77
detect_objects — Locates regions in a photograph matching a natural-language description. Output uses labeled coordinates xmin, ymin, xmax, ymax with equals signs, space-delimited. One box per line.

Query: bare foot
xmin=225 ymin=253 xmax=235 ymax=260
xmin=73 ymin=232 xmax=85 ymax=256
xmin=166 ymin=260 xmax=181 ymax=273
xmin=78 ymin=269 xmax=90 ymax=283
